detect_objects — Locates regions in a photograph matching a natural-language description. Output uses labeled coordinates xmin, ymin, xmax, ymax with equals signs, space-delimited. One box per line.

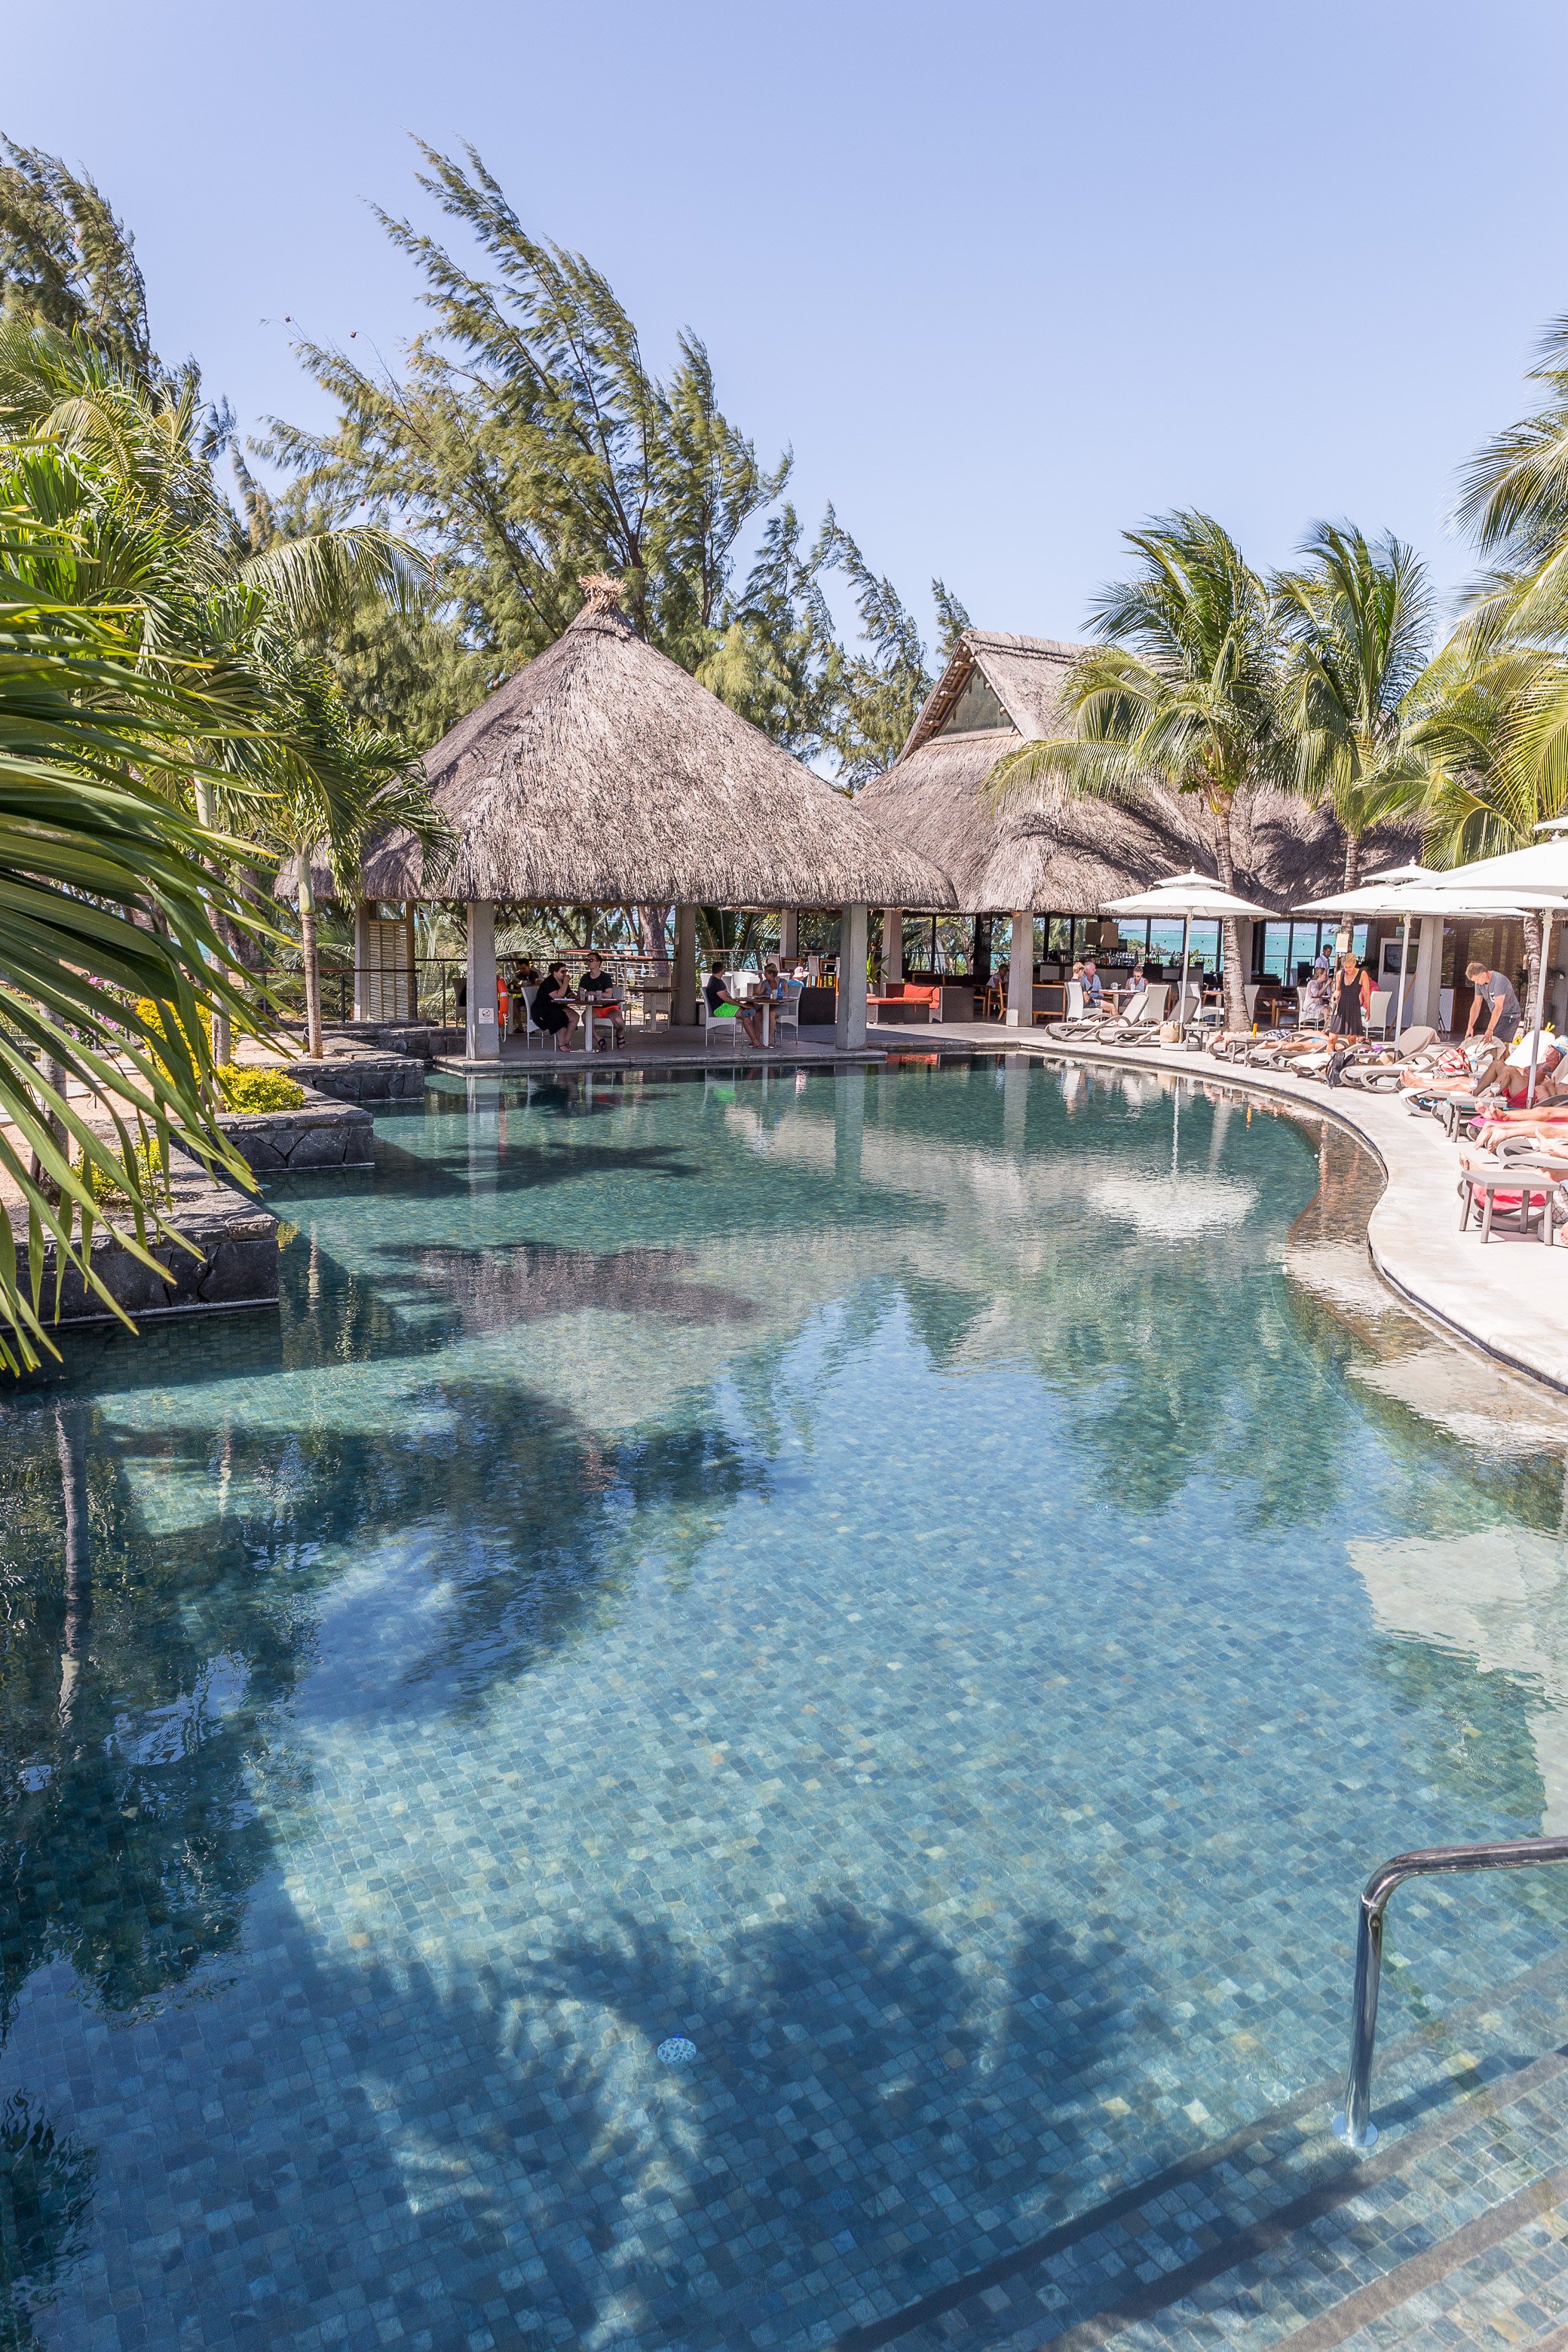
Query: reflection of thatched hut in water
xmin=857 ymin=629 xmax=1417 ymax=1015
xmin=357 ymin=578 xmax=953 ymax=1057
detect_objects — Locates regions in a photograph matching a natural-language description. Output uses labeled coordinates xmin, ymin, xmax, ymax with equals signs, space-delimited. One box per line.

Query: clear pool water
xmin=3 ymin=1057 xmax=1568 ymax=2350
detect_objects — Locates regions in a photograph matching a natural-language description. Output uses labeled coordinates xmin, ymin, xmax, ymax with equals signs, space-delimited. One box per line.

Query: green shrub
xmin=84 ymin=1139 xmax=166 ymax=1205
xmin=217 ymin=1066 xmax=306 ymax=1113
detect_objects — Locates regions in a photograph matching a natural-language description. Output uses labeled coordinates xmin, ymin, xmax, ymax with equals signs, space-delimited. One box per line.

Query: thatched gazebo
xmin=361 ymin=578 xmax=954 ymax=1055
xmin=858 ymin=629 xmax=1418 ymax=1022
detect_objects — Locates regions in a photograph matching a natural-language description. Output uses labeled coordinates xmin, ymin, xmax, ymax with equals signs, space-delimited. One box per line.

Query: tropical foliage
xmin=988 ymin=513 xmax=1286 ymax=1029
xmin=0 ymin=142 xmax=446 ymax=1364
xmin=1273 ymin=522 xmax=1433 ymax=890
xmin=263 ymin=139 xmax=966 ymax=773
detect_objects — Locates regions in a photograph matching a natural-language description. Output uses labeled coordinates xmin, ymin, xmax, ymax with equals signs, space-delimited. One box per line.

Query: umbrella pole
xmin=1528 ymin=914 xmax=1554 ymax=1106
xmin=1179 ymin=914 xmax=1192 ymax=1036
xmin=1395 ymin=916 xmax=1410 ymax=1049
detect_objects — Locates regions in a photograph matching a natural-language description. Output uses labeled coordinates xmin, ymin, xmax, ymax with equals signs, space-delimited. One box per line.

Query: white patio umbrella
xmin=1410 ymin=831 xmax=1568 ymax=1099
xmin=1101 ymin=871 xmax=1274 ymax=1031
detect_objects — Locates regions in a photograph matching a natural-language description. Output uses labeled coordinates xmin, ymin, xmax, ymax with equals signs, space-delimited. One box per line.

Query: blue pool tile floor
xmin=2 ymin=1061 xmax=1568 ymax=2348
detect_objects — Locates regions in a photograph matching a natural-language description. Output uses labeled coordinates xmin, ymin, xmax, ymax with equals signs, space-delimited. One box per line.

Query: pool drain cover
xmin=657 ymin=2036 xmax=698 ymax=2067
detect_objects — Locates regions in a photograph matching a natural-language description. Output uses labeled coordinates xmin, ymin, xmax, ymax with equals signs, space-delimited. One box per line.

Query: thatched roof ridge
xmin=361 ymin=597 xmax=954 ymax=909
xmin=904 ymin=629 xmax=1082 ymax=753
xmin=862 ymin=629 xmax=1419 ymax=913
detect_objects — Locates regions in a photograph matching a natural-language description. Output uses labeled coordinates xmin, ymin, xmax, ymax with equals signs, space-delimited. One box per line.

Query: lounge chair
xmin=1339 ymin=1027 xmax=1443 ymax=1091
xmin=1091 ymin=985 xmax=1168 ymax=1043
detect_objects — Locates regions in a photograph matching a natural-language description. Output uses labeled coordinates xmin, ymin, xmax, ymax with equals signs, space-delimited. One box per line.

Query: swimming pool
xmin=2 ymin=1057 xmax=1567 ymax=2350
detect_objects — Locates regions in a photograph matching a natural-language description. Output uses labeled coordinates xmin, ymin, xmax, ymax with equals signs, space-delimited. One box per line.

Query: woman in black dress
xmin=1329 ymin=952 xmax=1371 ymax=1037
xmin=531 ymin=961 xmax=580 ymax=1052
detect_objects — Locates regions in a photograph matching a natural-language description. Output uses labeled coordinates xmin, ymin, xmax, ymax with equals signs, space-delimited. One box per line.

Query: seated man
xmin=1080 ymin=956 xmax=1105 ymax=1008
xmin=577 ymin=949 xmax=623 ymax=1046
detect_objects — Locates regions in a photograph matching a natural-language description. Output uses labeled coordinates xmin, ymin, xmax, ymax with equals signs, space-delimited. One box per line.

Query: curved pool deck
xmin=883 ymin=1021 xmax=1568 ymax=1397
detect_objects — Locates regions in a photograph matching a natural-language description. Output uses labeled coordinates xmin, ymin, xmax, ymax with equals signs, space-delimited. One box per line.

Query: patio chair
xmin=1339 ymin=1027 xmax=1442 ymax=1092
xmin=774 ymin=979 xmax=803 ymax=1044
xmin=1046 ymin=982 xmax=1099 ymax=1042
xmin=1367 ymin=988 xmax=1393 ymax=1040
xmin=699 ymin=997 xmax=739 ymax=1050
xmin=1092 ymin=986 xmax=1159 ymax=1043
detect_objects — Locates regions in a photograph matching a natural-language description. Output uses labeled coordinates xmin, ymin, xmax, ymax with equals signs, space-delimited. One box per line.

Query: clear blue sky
xmin=10 ymin=0 xmax=1568 ymax=651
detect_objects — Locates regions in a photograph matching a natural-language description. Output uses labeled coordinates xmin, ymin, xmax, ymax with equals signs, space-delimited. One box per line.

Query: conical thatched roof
xmin=858 ymin=629 xmax=1418 ymax=913
xmin=362 ymin=586 xmax=954 ymax=910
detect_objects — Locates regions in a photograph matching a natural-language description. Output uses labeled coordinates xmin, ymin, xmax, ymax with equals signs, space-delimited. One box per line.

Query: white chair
xmin=581 ymin=992 xmax=623 ymax=1051
xmin=700 ymin=998 xmax=738 ymax=1050
xmin=1243 ymin=983 xmax=1260 ymax=1024
xmin=774 ymin=980 xmax=802 ymax=1044
xmin=1367 ymin=988 xmax=1392 ymax=1040
xmin=520 ymin=983 xmax=544 ymax=1047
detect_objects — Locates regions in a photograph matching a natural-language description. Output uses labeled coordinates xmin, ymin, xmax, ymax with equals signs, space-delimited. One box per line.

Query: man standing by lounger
xmin=1465 ymin=959 xmax=1522 ymax=1047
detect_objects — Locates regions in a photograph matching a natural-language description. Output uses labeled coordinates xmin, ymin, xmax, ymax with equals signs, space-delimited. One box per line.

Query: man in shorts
xmin=1465 ymin=959 xmax=1522 ymax=1046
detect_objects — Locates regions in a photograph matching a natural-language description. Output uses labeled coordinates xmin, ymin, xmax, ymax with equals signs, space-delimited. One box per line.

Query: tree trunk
xmin=298 ymin=862 xmax=324 ymax=1061
xmin=1211 ymin=800 xmax=1249 ymax=1033
xmin=1342 ymin=829 xmax=1362 ymax=894
xmin=638 ymin=906 xmax=671 ymax=974
xmin=1523 ymin=909 xmax=1544 ymax=1030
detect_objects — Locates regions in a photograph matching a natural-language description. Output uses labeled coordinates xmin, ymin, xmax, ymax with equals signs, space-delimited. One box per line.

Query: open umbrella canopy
xmin=1415 ymin=836 xmax=1568 ymax=902
xmin=1101 ymin=871 xmax=1273 ymax=919
xmin=1294 ymin=883 xmax=1551 ymax=918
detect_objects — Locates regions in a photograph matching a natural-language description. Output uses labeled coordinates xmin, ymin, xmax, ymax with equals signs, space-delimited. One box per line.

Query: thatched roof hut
xmin=362 ymin=581 xmax=954 ymax=911
xmin=857 ymin=629 xmax=1416 ymax=911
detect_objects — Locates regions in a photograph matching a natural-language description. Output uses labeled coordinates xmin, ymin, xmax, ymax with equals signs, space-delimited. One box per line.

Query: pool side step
xmin=832 ymin=1947 xmax=1568 ymax=2352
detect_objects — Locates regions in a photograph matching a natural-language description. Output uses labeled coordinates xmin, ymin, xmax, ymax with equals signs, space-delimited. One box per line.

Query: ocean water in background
xmin=2 ymin=1057 xmax=1568 ymax=2350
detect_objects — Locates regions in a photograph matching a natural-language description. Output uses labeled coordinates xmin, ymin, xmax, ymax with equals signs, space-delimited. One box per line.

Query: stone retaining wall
xmin=20 ymin=1168 xmax=279 ymax=1326
xmin=285 ymin=1052 xmax=424 ymax=1102
xmin=218 ymin=1092 xmax=375 ymax=1173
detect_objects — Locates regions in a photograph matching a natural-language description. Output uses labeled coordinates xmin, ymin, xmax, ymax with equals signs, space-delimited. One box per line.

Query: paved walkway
xmin=431 ymin=1022 xmax=884 ymax=1073
xmin=870 ymin=1018 xmax=1568 ymax=1397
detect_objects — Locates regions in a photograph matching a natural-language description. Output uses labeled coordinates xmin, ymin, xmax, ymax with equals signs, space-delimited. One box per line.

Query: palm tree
xmin=1396 ymin=639 xmax=1566 ymax=1007
xmin=988 ymin=513 xmax=1286 ymax=1031
xmin=0 ymin=480 xmax=268 ymax=1369
xmin=1455 ymin=314 xmax=1568 ymax=650
xmin=1273 ymin=522 xmax=1433 ymax=891
xmin=259 ymin=665 xmax=449 ymax=1059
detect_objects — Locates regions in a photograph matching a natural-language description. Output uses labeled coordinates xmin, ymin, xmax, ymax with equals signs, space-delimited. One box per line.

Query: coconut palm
xmin=0 ymin=485 xmax=268 ymax=1370
xmin=1273 ymin=522 xmax=1433 ymax=891
xmin=1455 ymin=315 xmax=1568 ymax=651
xmin=988 ymin=512 xmax=1287 ymax=1031
xmin=262 ymin=671 xmax=449 ymax=1060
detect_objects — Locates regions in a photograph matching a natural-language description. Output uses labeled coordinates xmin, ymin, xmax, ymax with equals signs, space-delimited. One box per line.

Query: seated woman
xmin=577 ymin=949 xmax=623 ymax=1047
xmin=735 ymin=961 xmax=783 ymax=1047
xmin=531 ymin=961 xmax=580 ymax=1052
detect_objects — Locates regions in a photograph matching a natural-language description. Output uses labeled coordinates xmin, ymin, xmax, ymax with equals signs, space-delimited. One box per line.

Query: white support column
xmin=778 ymin=909 xmax=798 ymax=966
xmin=1006 ymin=910 xmax=1033 ymax=1027
xmin=672 ymin=904 xmax=698 ymax=1027
xmin=882 ymin=909 xmax=903 ymax=985
xmin=465 ymin=899 xmax=498 ymax=1061
xmin=836 ymin=903 xmax=868 ymax=1047
xmin=1407 ymin=915 xmax=1445 ymax=1034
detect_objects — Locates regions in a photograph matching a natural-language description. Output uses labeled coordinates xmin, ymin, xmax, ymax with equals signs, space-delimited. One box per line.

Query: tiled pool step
xmin=836 ymin=1946 xmax=1568 ymax=2351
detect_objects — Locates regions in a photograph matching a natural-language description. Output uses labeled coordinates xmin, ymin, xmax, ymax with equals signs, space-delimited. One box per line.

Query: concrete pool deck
xmin=868 ymin=1019 xmax=1568 ymax=1399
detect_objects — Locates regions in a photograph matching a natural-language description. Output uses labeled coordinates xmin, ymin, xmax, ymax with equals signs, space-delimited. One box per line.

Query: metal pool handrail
xmin=1335 ymin=1835 xmax=1568 ymax=2149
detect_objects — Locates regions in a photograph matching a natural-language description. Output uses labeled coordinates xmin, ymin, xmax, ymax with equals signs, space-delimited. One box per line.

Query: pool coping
xmin=870 ymin=1024 xmax=1568 ymax=1401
